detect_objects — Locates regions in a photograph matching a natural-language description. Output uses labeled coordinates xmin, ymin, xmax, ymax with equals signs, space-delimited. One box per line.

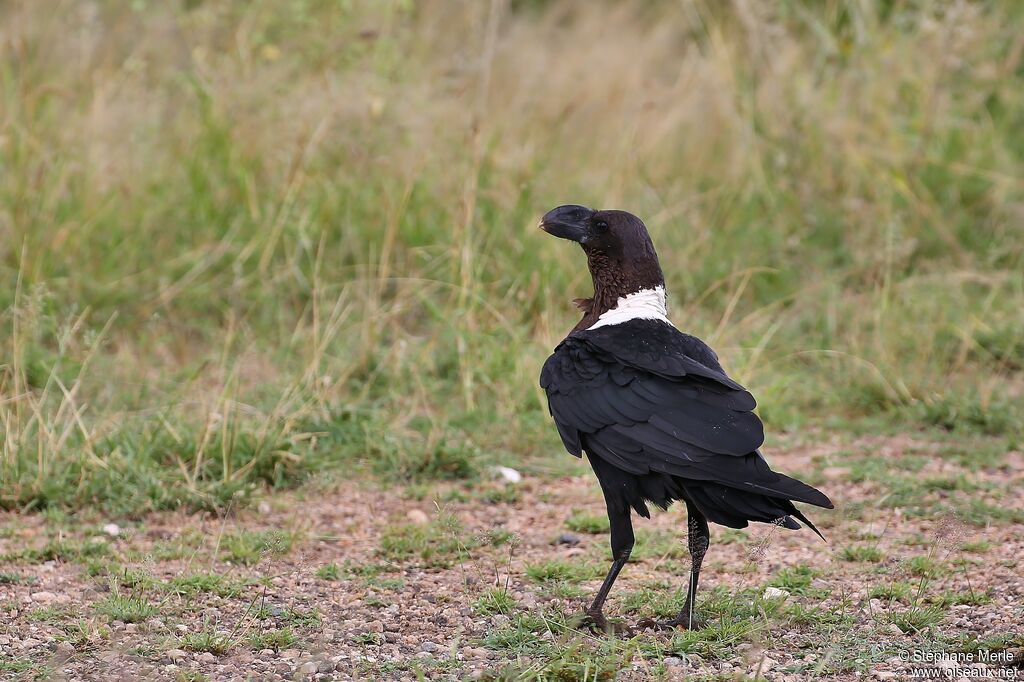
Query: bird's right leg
xmin=638 ymin=502 xmax=710 ymax=630
xmin=581 ymin=500 xmax=634 ymax=636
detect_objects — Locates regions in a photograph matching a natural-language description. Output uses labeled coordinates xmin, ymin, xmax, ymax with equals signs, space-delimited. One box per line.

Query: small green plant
xmin=903 ymin=556 xmax=944 ymax=578
xmin=378 ymin=516 xmax=478 ymax=568
xmin=281 ymin=608 xmax=321 ymax=627
xmin=26 ymin=605 xmax=71 ymax=623
xmin=565 ymin=512 xmax=609 ymax=534
xmin=353 ymin=632 xmax=384 ymax=645
xmin=473 ymin=588 xmax=517 ymax=616
xmin=248 ymin=628 xmax=297 ymax=650
xmin=869 ymin=581 xmax=914 ymax=602
xmin=959 ymin=540 xmax=993 ymax=553
xmin=770 ymin=565 xmax=822 ymax=595
xmin=316 ymin=563 xmax=341 ymax=580
xmin=221 ymin=530 xmax=298 ymax=566
xmin=95 ymin=593 xmax=157 ymax=623
xmin=838 ymin=545 xmax=883 ymax=563
xmin=181 ymin=626 xmax=233 ymax=655
xmin=889 ymin=605 xmax=944 ymax=633
xmin=524 ymin=559 xmax=598 ymax=584
xmin=927 ymin=589 xmax=992 ymax=607
xmin=167 ymin=573 xmax=246 ymax=598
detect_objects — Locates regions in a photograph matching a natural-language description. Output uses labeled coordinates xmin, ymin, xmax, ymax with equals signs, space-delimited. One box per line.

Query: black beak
xmin=539 ymin=204 xmax=595 ymax=244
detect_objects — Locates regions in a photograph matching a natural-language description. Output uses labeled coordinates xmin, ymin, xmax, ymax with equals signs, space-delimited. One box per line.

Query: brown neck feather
xmin=571 ymin=249 xmax=664 ymax=332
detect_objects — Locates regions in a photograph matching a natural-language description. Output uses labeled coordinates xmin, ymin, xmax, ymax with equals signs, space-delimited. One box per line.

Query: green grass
xmin=0 ymin=1 xmax=1022 ymax=514
xmin=221 ymin=529 xmax=298 ymax=566
xmin=26 ymin=605 xmax=73 ymax=623
xmin=869 ymin=581 xmax=915 ymax=602
xmin=378 ymin=516 xmax=479 ymax=569
xmin=246 ymin=626 xmax=296 ymax=647
xmin=315 ymin=563 xmax=342 ymax=581
xmin=524 ymin=559 xmax=601 ymax=584
xmin=473 ymin=587 xmax=517 ymax=616
xmin=180 ymin=629 xmax=233 ymax=655
xmin=769 ymin=565 xmax=823 ymax=596
xmin=903 ymin=556 xmax=945 ymax=579
xmin=167 ymin=573 xmax=248 ymax=598
xmin=94 ymin=592 xmax=157 ymax=624
xmin=565 ymin=512 xmax=609 ymax=535
xmin=838 ymin=545 xmax=884 ymax=563
xmin=888 ymin=605 xmax=946 ymax=634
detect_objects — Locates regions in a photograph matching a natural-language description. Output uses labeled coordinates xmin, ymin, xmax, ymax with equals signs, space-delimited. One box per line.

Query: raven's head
xmin=539 ymin=205 xmax=665 ymax=326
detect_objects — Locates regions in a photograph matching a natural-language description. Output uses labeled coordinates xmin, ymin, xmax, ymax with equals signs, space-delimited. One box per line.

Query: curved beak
xmin=539 ymin=204 xmax=595 ymax=243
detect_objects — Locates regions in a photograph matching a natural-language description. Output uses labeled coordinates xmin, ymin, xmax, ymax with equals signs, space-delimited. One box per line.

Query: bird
xmin=537 ymin=204 xmax=833 ymax=635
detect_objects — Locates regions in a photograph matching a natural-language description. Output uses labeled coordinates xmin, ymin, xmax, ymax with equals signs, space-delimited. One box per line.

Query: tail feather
xmin=787 ymin=507 xmax=827 ymax=542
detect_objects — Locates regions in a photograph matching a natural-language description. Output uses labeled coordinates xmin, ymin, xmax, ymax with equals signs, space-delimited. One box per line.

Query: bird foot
xmin=636 ymin=613 xmax=707 ymax=631
xmin=578 ymin=609 xmax=634 ymax=637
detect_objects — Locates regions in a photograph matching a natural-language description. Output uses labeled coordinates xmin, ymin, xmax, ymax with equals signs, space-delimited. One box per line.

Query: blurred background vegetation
xmin=1 ymin=0 xmax=1022 ymax=515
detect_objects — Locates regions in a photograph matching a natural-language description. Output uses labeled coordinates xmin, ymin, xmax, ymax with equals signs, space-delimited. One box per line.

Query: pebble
xmin=421 ymin=641 xmax=439 ymax=653
xmin=102 ymin=523 xmax=121 ymax=537
xmin=197 ymin=652 xmax=217 ymax=664
xmin=556 ymin=533 xmax=580 ymax=545
xmin=663 ymin=656 xmax=684 ymax=667
xmin=494 ymin=466 xmax=522 ymax=483
xmin=407 ymin=509 xmax=430 ymax=524
xmin=762 ymin=587 xmax=789 ymax=600
xmin=30 ymin=591 xmax=59 ymax=604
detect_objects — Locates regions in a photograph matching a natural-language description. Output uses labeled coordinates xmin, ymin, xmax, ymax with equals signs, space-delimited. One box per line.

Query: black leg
xmin=678 ymin=502 xmax=710 ymax=628
xmin=638 ymin=502 xmax=710 ymax=630
xmin=582 ymin=497 xmax=634 ymax=636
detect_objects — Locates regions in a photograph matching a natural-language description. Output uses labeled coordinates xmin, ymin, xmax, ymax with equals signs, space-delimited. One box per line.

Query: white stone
xmin=762 ymin=587 xmax=790 ymax=600
xmin=406 ymin=509 xmax=429 ymax=524
xmin=102 ymin=523 xmax=121 ymax=538
xmin=495 ymin=466 xmax=521 ymax=483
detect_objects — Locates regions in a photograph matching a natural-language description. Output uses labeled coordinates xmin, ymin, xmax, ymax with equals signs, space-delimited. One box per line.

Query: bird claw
xmin=578 ymin=610 xmax=634 ymax=637
xmin=636 ymin=614 xmax=707 ymax=631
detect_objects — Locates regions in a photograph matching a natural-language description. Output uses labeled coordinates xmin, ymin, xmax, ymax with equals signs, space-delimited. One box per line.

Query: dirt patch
xmin=1 ymin=435 xmax=1022 ymax=681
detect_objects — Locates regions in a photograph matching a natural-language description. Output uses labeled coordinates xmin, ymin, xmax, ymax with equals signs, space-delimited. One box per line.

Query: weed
xmin=181 ymin=629 xmax=233 ymax=655
xmin=95 ymin=593 xmax=157 ymax=623
xmin=838 ymin=545 xmax=883 ymax=563
xmin=378 ymin=516 xmax=478 ymax=568
xmin=221 ymin=530 xmax=298 ymax=566
xmin=473 ymin=588 xmax=517 ymax=616
xmin=565 ymin=512 xmax=609 ymax=535
xmin=167 ymin=573 xmax=248 ymax=598
xmin=316 ymin=563 xmax=342 ymax=581
xmin=248 ymin=628 xmax=298 ymax=650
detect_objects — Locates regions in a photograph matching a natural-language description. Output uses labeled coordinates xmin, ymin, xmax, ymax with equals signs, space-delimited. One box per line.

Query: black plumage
xmin=538 ymin=204 xmax=833 ymax=634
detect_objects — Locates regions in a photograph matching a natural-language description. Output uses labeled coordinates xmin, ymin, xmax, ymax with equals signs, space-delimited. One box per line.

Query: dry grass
xmin=1 ymin=1 xmax=1022 ymax=513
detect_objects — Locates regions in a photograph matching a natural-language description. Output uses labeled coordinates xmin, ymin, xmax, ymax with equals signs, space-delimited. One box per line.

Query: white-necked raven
xmin=538 ymin=205 xmax=833 ymax=634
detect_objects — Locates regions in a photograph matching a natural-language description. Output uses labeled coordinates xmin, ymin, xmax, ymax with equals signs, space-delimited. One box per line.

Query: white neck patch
xmin=588 ymin=286 xmax=670 ymax=330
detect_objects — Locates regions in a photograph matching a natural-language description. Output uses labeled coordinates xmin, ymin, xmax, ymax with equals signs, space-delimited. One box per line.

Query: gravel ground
xmin=1 ymin=434 xmax=1023 ymax=681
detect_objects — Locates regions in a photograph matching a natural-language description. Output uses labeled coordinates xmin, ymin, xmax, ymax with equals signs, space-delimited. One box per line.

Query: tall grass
xmin=1 ymin=0 xmax=1022 ymax=513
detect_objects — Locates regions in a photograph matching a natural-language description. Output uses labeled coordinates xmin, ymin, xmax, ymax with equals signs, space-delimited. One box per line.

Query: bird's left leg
xmin=581 ymin=501 xmax=634 ymax=636
xmin=638 ymin=502 xmax=710 ymax=630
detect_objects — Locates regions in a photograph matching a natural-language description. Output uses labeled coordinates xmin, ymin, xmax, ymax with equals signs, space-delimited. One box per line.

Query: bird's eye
xmin=595 ymin=220 xmax=608 ymax=231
